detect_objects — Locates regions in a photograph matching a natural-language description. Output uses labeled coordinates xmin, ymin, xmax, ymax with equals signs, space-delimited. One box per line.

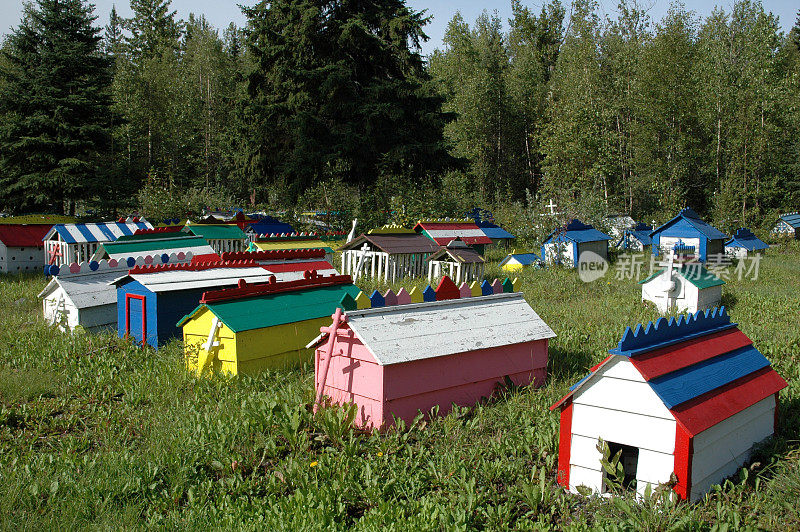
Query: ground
xmin=0 ymin=243 xmax=799 ymax=529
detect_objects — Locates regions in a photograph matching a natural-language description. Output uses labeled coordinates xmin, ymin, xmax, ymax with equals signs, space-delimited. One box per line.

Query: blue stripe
xmin=55 ymin=225 xmax=76 ymax=244
xmin=649 ymin=345 xmax=770 ymax=409
xmin=117 ymin=223 xmax=133 ymax=236
xmin=97 ymin=224 xmax=116 ymax=240
xmin=75 ymin=224 xmax=97 ymax=242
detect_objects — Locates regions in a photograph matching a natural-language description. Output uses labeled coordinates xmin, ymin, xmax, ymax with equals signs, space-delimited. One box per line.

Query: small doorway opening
xmin=602 ymin=441 xmax=639 ymax=493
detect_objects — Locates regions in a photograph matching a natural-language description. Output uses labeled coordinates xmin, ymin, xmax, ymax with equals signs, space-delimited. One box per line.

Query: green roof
xmin=185 ymin=224 xmax=246 ymax=240
xmin=115 ymin=231 xmax=184 ymax=242
xmin=101 ymin=235 xmax=211 ymax=255
xmin=639 ymin=265 xmax=725 ymax=289
xmin=177 ymin=283 xmax=361 ymax=332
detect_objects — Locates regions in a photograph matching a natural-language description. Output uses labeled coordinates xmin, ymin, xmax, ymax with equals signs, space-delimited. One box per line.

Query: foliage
xmin=136 ymin=179 xmax=234 ymax=220
xmin=0 ymin=0 xmax=112 ymax=215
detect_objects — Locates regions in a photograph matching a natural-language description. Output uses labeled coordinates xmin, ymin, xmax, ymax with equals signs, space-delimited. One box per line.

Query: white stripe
xmin=86 ymin=225 xmax=108 ymax=241
xmin=64 ymin=225 xmax=85 ymax=242
xmin=425 ymin=229 xmax=486 ymax=239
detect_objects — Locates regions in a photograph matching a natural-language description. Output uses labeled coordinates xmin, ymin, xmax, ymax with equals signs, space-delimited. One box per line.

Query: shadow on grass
xmin=546 ymin=344 xmax=597 ymax=384
xmin=720 ymin=291 xmax=738 ymax=310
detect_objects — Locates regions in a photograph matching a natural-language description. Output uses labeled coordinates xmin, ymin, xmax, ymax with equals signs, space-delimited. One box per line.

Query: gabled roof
xmin=651 ymin=208 xmax=727 ymax=241
xmin=38 ymin=269 xmax=121 ymax=309
xmin=498 ymin=251 xmax=542 ymax=267
xmin=184 ymin=224 xmax=246 ymax=240
xmin=97 ymin=235 xmax=216 ymax=260
xmin=112 ymin=264 xmax=273 ymax=293
xmin=777 ymin=213 xmax=800 ymax=229
xmin=552 ymin=308 xmax=786 ymax=436
xmin=340 ymin=233 xmax=440 ymax=254
xmin=543 ymin=219 xmax=612 ymax=244
xmin=725 ymin=228 xmax=769 ymax=252
xmin=472 ymin=220 xmax=515 ymax=240
xmin=413 ymin=220 xmax=493 ymax=246
xmin=0 ymin=224 xmax=50 ymax=247
xmin=245 ymin=217 xmax=295 ymax=236
xmin=639 ymin=263 xmax=725 ymax=289
xmin=316 ymin=292 xmax=555 ymax=366
xmin=427 ymin=238 xmax=485 ymax=263
xmin=177 ymin=276 xmax=358 ymax=332
xmin=44 ymin=221 xmax=153 ymax=244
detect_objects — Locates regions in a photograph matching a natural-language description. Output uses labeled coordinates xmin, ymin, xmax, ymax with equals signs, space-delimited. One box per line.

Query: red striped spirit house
xmin=551 ymin=307 xmax=786 ymax=501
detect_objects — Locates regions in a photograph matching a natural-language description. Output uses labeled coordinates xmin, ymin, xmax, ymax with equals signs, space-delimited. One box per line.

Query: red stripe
xmin=670 ymin=367 xmax=788 ymax=436
xmin=420 ymin=223 xmax=481 ymax=230
xmin=262 ymin=261 xmax=333 ymax=273
xmin=557 ymin=400 xmax=573 ymax=488
xmin=630 ymin=329 xmax=752 ymax=381
xmin=673 ymin=423 xmax=693 ymax=500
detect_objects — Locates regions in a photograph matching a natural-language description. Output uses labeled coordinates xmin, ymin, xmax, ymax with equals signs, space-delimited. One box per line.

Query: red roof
xmin=0 ymin=224 xmax=51 ymax=248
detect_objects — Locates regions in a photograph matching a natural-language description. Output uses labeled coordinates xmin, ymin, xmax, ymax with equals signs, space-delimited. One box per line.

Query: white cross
xmin=546 ymin=199 xmax=558 ymax=215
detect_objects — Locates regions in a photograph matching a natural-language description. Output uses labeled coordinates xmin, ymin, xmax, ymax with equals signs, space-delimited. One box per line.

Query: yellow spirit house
xmin=178 ymin=273 xmax=359 ymax=376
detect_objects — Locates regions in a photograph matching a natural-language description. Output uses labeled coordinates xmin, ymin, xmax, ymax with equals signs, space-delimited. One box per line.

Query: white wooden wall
xmin=42 ymin=288 xmax=80 ymax=331
xmin=0 ymin=245 xmax=45 ymax=273
xmin=207 ymin=239 xmax=245 ymax=255
xmin=341 ymin=249 xmax=428 ymax=282
xmin=543 ymin=242 xmax=575 ymax=267
xmin=726 ymin=246 xmax=748 ymax=260
xmin=568 ymin=357 xmax=677 ymax=497
xmin=689 ymin=395 xmax=776 ymax=501
xmin=427 ymin=260 xmax=484 ymax=285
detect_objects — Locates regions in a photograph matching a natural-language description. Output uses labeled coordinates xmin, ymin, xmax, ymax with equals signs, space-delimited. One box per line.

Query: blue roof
xmin=480 ymin=225 xmax=516 ymax=240
xmin=778 ymin=213 xmax=800 ymax=229
xmin=651 ymin=208 xmax=727 ymax=241
xmin=725 ymin=228 xmax=769 ymax=251
xmin=500 ymin=252 xmax=541 ymax=266
xmin=246 ymin=217 xmax=295 ymax=236
xmin=543 ymin=219 xmax=612 ymax=244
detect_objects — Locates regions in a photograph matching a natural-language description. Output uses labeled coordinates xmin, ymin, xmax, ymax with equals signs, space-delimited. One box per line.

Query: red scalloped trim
xmin=129 ymin=259 xmax=262 ymax=274
xmin=133 ymin=226 xmax=183 ymax=235
xmin=221 ymin=248 xmax=326 ymax=261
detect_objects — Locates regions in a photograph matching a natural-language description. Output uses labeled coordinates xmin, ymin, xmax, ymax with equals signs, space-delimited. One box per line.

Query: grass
xmin=0 ymin=214 xmax=79 ymax=224
xmin=1 ymin=243 xmax=799 ymax=529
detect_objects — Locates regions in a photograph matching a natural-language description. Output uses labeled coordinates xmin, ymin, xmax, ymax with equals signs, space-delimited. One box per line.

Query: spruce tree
xmin=0 ymin=0 xmax=112 ymax=214
xmin=239 ymin=0 xmax=457 ymax=204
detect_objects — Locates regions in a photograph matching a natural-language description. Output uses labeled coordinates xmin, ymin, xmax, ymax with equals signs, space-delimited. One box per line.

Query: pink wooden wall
xmin=315 ymin=326 xmax=548 ymax=430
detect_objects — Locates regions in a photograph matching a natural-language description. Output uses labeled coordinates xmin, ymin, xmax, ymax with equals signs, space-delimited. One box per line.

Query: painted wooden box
xmin=310 ymin=279 xmax=555 ymax=430
xmin=43 ymin=219 xmax=153 ymax=267
xmin=178 ymin=273 xmax=360 ymax=376
xmin=221 ymin=249 xmax=338 ymax=279
xmin=39 ymin=253 xmax=193 ymax=333
xmin=650 ymin=208 xmax=727 ymax=262
xmin=640 ymin=245 xmax=724 ymax=314
xmin=541 ymin=219 xmax=612 ymax=268
xmin=413 ymin=219 xmax=493 ymax=255
xmin=246 ymin=233 xmax=334 ymax=263
xmin=0 ymin=224 xmax=50 ymax=273
xmin=112 ymin=261 xmax=274 ymax=347
xmin=616 ymin=223 xmax=653 ymax=252
xmin=183 ymin=223 xmax=247 ymax=254
xmin=499 ymin=250 xmax=543 ymax=272
xmin=551 ymin=307 xmax=787 ymax=501
xmin=426 ymin=238 xmax=485 ymax=284
xmin=339 ymin=225 xmax=440 ymax=282
xmin=724 ymin=228 xmax=769 ymax=259
xmin=772 ymin=213 xmax=800 ymax=239
xmin=92 ymin=229 xmax=217 ymax=262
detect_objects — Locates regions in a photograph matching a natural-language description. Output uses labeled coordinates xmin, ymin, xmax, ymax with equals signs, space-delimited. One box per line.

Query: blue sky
xmin=1 ymin=1 xmax=797 ymax=56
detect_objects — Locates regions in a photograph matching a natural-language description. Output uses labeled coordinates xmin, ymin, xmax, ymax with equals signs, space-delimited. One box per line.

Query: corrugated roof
xmin=543 ymin=219 xmax=612 ymax=244
xmin=181 ymin=283 xmax=360 ymax=332
xmin=44 ymin=221 xmax=153 ymax=244
xmin=725 ymin=228 xmax=769 ymax=252
xmin=778 ymin=213 xmax=800 ymax=228
xmin=38 ymin=269 xmax=121 ymax=309
xmin=0 ymin=224 xmax=50 ymax=247
xmin=652 ymin=208 xmax=727 ymax=240
xmin=184 ymin=224 xmax=246 ymax=240
xmin=113 ymin=266 xmax=273 ymax=292
xmin=551 ymin=308 xmax=787 ymax=436
xmin=340 ymin=233 xmax=441 ymax=254
xmin=341 ymin=293 xmax=555 ymax=366
xmin=413 ymin=222 xmax=494 ymax=246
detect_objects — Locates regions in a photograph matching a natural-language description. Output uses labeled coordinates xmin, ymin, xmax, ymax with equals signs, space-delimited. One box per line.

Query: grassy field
xmin=1 ymin=244 xmax=799 ymax=530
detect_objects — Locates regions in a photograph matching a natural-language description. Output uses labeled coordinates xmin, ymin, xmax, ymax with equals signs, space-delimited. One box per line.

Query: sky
xmin=0 ymin=0 xmax=797 ymax=57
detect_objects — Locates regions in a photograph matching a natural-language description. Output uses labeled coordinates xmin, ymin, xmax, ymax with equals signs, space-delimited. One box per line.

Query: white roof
xmin=45 ymin=221 xmax=153 ymax=244
xmin=113 ymin=267 xmax=275 ymax=292
xmin=39 ymin=270 xmax=121 ymax=309
xmin=332 ymin=292 xmax=555 ymax=366
xmin=424 ymin=228 xmax=486 ymax=240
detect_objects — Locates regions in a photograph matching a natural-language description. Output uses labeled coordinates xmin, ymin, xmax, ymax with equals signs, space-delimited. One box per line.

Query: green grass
xmin=1 ymin=244 xmax=799 ymax=529
xmin=0 ymin=214 xmax=78 ymax=224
